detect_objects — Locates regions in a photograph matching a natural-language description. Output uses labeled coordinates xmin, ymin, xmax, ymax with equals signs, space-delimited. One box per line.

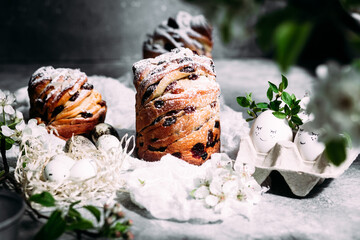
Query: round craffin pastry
xmin=133 ymin=48 xmax=220 ymax=165
xmin=28 ymin=66 xmax=107 ymax=140
xmin=143 ymin=11 xmax=213 ymax=59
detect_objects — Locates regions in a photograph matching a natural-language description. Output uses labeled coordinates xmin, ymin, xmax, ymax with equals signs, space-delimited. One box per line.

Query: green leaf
xmin=272 ymin=111 xmax=287 ymax=119
xmin=325 ymin=138 xmax=347 ymax=166
xmin=256 ymin=102 xmax=268 ymax=109
xmin=267 ymin=87 xmax=273 ymax=101
xmin=268 ymin=81 xmax=279 ymax=93
xmin=288 ymin=120 xmax=295 ymax=130
xmin=250 ymin=101 xmax=256 ymax=109
xmin=4 ymin=137 xmax=14 ymax=150
xmin=246 ymin=118 xmax=254 ymax=122
xmin=34 ymin=210 xmax=66 ymax=240
xmin=281 ymin=74 xmax=288 ymax=89
xmin=269 ymin=100 xmax=281 ymax=111
xmin=281 ymin=91 xmax=293 ymax=106
xmin=0 ymin=170 xmax=5 ymax=178
xmin=66 ymin=219 xmax=94 ymax=231
xmin=113 ymin=222 xmax=129 ymax=233
xmin=279 ymin=82 xmax=284 ymax=92
xmin=284 ymin=105 xmax=290 ymax=115
xmin=274 ymin=21 xmax=312 ymax=72
xmin=236 ymin=96 xmax=250 ymax=108
xmin=291 ymin=105 xmax=301 ymax=115
xmin=246 ymin=93 xmax=252 ymax=102
xmin=29 ymin=192 xmax=56 ymax=207
xmin=83 ymin=205 xmax=101 ymax=223
xmin=69 ymin=200 xmax=81 ymax=209
xmin=189 ymin=189 xmax=196 ymax=198
xmin=291 ymin=115 xmax=303 ymax=126
xmin=67 ymin=207 xmax=82 ymax=221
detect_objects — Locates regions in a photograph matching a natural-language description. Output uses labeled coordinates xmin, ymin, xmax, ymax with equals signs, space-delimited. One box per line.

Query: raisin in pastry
xmin=143 ymin=11 xmax=213 ymax=59
xmin=133 ymin=48 xmax=220 ymax=165
xmin=28 ymin=66 xmax=107 ymax=140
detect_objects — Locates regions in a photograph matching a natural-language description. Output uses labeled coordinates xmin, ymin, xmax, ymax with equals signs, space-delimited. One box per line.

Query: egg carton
xmin=235 ymin=136 xmax=358 ymax=196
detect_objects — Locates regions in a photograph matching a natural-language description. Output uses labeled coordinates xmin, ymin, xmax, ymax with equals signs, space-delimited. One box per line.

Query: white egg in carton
xmin=235 ymin=110 xmax=358 ymax=197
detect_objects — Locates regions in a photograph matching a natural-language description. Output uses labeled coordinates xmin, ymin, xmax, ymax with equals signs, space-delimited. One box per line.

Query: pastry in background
xmin=133 ymin=48 xmax=220 ymax=165
xmin=143 ymin=11 xmax=213 ymax=59
xmin=28 ymin=66 xmax=107 ymax=140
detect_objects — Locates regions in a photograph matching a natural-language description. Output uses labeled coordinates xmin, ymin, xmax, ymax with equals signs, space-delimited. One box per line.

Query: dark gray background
xmin=0 ymin=0 xmax=265 ymax=78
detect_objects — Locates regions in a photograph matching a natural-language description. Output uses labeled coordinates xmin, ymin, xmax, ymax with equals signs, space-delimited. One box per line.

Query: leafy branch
xmin=30 ymin=191 xmax=133 ymax=240
xmin=237 ymin=75 xmax=303 ymax=130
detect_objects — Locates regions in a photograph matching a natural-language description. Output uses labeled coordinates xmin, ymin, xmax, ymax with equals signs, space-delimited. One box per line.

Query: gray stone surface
xmin=0 ymin=59 xmax=359 ymax=240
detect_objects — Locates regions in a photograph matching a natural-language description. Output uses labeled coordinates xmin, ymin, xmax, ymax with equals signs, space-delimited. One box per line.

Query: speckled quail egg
xmin=43 ymin=155 xmax=76 ymax=182
xmin=91 ymin=123 xmax=119 ymax=143
xmin=64 ymin=135 xmax=97 ymax=154
xmin=250 ymin=110 xmax=293 ymax=153
xmin=69 ymin=158 xmax=97 ymax=181
xmin=96 ymin=135 xmax=121 ymax=152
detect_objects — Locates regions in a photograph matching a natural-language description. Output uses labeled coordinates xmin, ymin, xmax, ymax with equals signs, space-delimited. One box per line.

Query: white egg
xmin=294 ymin=122 xmax=325 ymax=161
xmin=250 ymin=110 xmax=293 ymax=153
xmin=69 ymin=158 xmax=97 ymax=181
xmin=96 ymin=135 xmax=121 ymax=152
xmin=44 ymin=155 xmax=76 ymax=182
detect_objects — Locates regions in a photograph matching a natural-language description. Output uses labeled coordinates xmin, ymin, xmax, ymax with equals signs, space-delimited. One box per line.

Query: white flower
xmin=193 ymin=185 xmax=210 ymax=199
xmin=1 ymin=120 xmax=25 ymax=141
xmin=308 ymin=62 xmax=360 ymax=145
xmin=22 ymin=119 xmax=48 ymax=138
xmin=209 ymin=177 xmax=223 ymax=196
xmin=222 ymin=180 xmax=238 ymax=198
xmin=0 ymin=90 xmax=16 ymax=115
xmin=205 ymin=195 xmax=219 ymax=207
xmin=190 ymin=153 xmax=267 ymax=216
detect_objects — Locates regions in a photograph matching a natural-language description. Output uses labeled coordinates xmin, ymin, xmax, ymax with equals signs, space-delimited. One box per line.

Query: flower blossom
xmin=0 ymin=90 xmax=16 ymax=115
xmin=1 ymin=120 xmax=25 ymax=142
xmin=191 ymin=154 xmax=267 ymax=217
xmin=307 ymin=62 xmax=360 ymax=145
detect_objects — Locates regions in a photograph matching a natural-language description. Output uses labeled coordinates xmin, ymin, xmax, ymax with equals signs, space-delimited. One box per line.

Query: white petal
xmin=22 ymin=126 xmax=32 ymax=136
xmin=28 ymin=119 xmax=38 ymax=127
xmin=0 ymin=90 xmax=5 ymax=100
xmin=15 ymin=111 xmax=23 ymax=120
xmin=205 ymin=195 xmax=219 ymax=207
xmin=222 ymin=180 xmax=238 ymax=197
xmin=16 ymin=120 xmax=25 ymax=131
xmin=194 ymin=185 xmax=210 ymax=199
xmin=6 ymin=94 xmax=15 ymax=105
xmin=1 ymin=125 xmax=15 ymax=137
xmin=4 ymin=105 xmax=15 ymax=115
xmin=209 ymin=178 xmax=223 ymax=196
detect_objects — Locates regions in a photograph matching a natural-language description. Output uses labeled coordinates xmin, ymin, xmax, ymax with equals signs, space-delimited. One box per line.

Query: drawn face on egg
xmin=294 ymin=122 xmax=325 ymax=161
xmin=250 ymin=110 xmax=293 ymax=153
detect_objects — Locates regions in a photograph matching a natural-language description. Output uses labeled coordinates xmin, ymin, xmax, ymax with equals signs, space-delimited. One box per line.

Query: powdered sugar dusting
xmin=30 ymin=66 xmax=87 ymax=104
xmin=133 ymin=48 xmax=215 ymax=89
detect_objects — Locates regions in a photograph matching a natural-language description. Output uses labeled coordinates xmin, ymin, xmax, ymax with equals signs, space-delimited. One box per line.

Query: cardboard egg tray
xmin=235 ymin=136 xmax=358 ymax=196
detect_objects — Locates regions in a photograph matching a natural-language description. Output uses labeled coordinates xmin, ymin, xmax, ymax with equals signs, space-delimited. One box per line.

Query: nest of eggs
xmin=14 ymin=123 xmax=134 ymax=209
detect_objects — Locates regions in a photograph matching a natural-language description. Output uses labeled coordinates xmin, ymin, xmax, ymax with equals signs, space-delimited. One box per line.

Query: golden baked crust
xmin=143 ymin=11 xmax=213 ymax=59
xmin=28 ymin=66 xmax=107 ymax=140
xmin=133 ymin=48 xmax=220 ymax=165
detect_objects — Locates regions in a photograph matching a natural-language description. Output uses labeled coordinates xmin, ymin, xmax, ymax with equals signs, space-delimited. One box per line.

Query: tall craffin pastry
xmin=133 ymin=48 xmax=220 ymax=165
